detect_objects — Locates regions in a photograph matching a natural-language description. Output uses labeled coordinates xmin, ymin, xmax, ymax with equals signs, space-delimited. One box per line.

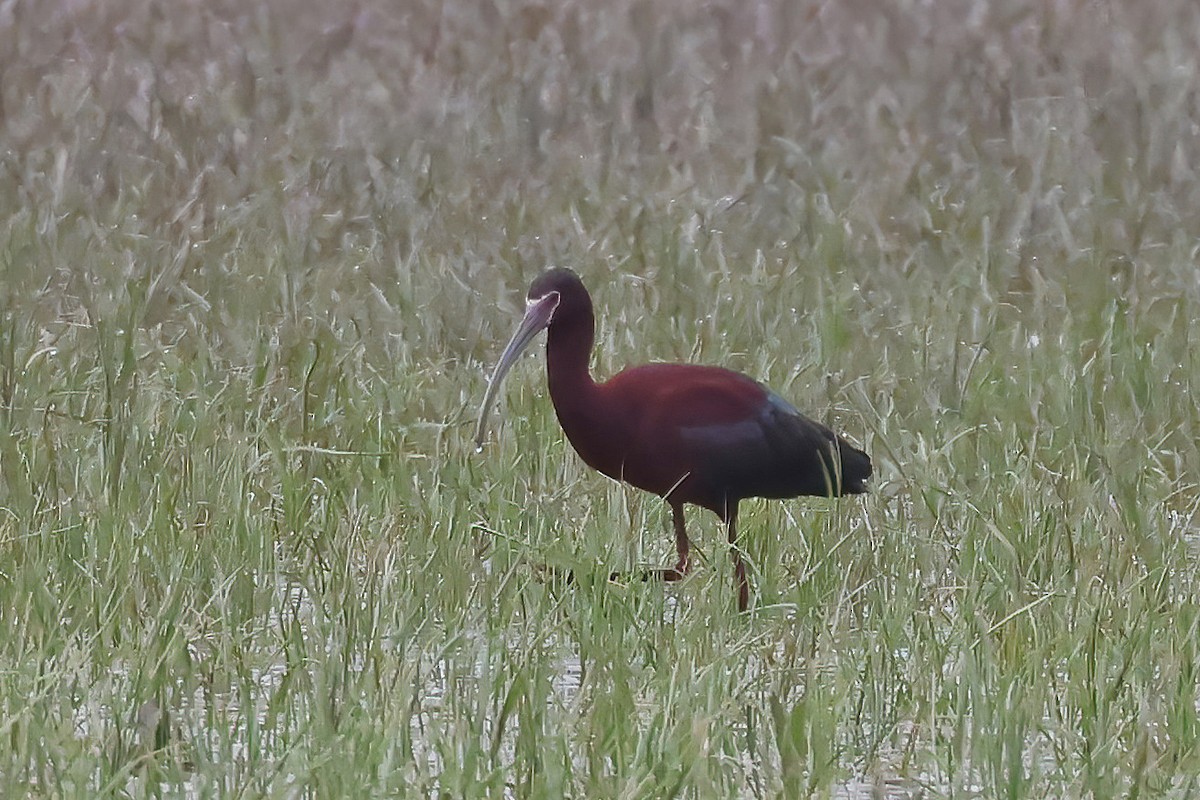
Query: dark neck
xmin=545 ymin=309 xmax=598 ymax=418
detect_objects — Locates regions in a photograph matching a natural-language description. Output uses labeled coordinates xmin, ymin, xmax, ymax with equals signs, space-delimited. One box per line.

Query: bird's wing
xmin=659 ymin=378 xmax=857 ymax=497
xmin=605 ymin=364 xmax=865 ymax=499
xmin=676 ymin=387 xmax=834 ymax=469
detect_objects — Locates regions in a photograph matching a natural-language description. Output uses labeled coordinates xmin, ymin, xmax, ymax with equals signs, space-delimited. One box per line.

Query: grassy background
xmin=2 ymin=0 xmax=1199 ymax=796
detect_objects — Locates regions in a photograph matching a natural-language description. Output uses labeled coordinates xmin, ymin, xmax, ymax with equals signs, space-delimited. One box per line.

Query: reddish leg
xmin=660 ymin=501 xmax=691 ymax=581
xmin=607 ymin=501 xmax=693 ymax=584
xmin=726 ymin=504 xmax=748 ymax=611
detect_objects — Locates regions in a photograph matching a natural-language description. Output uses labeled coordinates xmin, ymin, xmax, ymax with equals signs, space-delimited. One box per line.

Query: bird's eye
xmin=527 ymin=291 xmax=561 ymax=320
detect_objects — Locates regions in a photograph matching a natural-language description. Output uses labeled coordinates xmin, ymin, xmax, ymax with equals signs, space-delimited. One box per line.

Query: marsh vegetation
xmin=1 ymin=0 xmax=1198 ymax=796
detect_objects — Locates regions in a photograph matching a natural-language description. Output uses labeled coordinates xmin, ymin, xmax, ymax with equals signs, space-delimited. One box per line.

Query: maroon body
xmin=477 ymin=268 xmax=871 ymax=610
xmin=558 ymin=363 xmax=870 ymax=515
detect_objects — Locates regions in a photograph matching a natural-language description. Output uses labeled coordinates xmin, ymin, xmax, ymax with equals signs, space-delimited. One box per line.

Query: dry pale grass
xmin=1 ymin=0 xmax=1198 ymax=796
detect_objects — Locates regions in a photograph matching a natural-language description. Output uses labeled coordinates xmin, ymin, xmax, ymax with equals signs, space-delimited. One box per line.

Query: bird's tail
xmin=833 ymin=438 xmax=872 ymax=495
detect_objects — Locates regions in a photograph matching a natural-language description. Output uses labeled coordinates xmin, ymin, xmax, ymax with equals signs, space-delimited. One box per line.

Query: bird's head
xmin=526 ymin=267 xmax=593 ymax=327
xmin=474 ymin=268 xmax=590 ymax=448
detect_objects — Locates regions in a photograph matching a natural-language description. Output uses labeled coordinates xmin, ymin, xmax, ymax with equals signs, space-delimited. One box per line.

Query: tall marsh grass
xmin=1 ymin=0 xmax=1198 ymax=796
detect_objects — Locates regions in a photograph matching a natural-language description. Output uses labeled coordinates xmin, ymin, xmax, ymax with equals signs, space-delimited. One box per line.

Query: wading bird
xmin=475 ymin=268 xmax=871 ymax=611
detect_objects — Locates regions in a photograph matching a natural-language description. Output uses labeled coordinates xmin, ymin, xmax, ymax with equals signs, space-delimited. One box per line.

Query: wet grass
xmin=2 ymin=0 xmax=1200 ymax=796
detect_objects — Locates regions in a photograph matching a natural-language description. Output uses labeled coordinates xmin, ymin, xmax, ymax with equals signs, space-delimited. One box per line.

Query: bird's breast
xmin=555 ymin=403 xmax=693 ymax=498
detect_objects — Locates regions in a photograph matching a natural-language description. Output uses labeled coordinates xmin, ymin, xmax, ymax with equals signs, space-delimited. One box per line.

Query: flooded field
xmin=2 ymin=0 xmax=1199 ymax=796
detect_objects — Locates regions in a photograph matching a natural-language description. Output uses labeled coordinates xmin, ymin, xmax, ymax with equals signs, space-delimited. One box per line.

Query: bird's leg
xmin=726 ymin=504 xmax=749 ymax=612
xmin=606 ymin=503 xmax=692 ymax=584
xmin=660 ymin=502 xmax=690 ymax=582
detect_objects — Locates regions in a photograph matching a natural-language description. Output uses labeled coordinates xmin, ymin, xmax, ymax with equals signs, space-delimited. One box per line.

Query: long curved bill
xmin=474 ymin=291 xmax=561 ymax=449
